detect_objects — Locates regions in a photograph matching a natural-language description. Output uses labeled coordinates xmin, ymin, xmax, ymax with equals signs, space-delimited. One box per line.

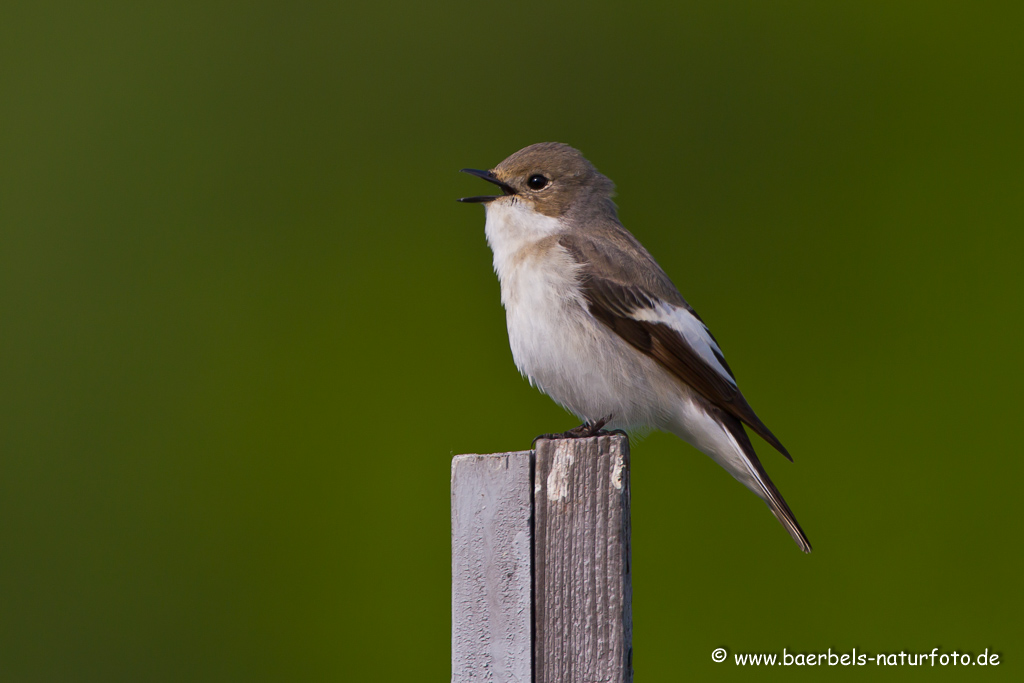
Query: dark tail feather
xmin=756 ymin=467 xmax=813 ymax=553
xmin=725 ymin=413 xmax=812 ymax=553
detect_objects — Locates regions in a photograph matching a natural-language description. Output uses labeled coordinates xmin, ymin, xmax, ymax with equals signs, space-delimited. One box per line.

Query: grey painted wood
xmin=534 ymin=435 xmax=633 ymax=683
xmin=451 ymin=452 xmax=533 ymax=683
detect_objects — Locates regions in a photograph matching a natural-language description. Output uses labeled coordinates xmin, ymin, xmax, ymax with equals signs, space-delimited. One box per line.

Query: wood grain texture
xmin=451 ymin=452 xmax=533 ymax=683
xmin=534 ymin=435 xmax=633 ymax=683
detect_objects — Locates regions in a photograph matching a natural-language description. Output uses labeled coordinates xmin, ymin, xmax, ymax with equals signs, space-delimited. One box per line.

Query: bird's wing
xmin=559 ymin=233 xmax=791 ymax=460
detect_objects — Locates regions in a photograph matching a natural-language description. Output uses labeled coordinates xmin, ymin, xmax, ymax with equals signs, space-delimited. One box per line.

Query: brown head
xmin=459 ymin=142 xmax=616 ymax=219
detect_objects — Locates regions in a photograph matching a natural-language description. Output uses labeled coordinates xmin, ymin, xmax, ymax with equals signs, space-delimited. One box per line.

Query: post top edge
xmin=451 ymin=450 xmax=535 ymax=462
xmin=533 ymin=433 xmax=630 ymax=450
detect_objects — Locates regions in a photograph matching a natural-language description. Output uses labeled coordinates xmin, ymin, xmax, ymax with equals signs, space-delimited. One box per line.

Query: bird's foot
xmin=533 ymin=416 xmax=624 ymax=445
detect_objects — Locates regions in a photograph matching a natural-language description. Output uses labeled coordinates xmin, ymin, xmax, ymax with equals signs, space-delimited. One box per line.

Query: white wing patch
xmin=629 ymin=300 xmax=737 ymax=386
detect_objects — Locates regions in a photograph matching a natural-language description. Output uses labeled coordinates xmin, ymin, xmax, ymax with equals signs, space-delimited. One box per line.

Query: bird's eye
xmin=527 ymin=174 xmax=549 ymax=190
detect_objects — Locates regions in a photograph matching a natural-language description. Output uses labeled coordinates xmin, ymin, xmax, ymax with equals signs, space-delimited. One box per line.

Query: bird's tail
xmin=748 ymin=458 xmax=813 ymax=553
xmin=707 ymin=411 xmax=813 ymax=553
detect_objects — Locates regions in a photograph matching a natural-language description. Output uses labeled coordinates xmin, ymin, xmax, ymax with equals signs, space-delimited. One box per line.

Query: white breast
xmin=483 ymin=199 xmax=683 ymax=428
xmin=484 ymin=200 xmax=583 ymax=383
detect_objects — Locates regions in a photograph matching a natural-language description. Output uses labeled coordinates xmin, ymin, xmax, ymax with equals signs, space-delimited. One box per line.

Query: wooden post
xmin=533 ymin=436 xmax=633 ymax=683
xmin=451 ymin=452 xmax=533 ymax=682
xmin=451 ymin=435 xmax=633 ymax=683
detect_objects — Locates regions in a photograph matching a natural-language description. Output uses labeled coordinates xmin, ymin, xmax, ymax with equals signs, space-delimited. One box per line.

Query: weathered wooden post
xmin=452 ymin=435 xmax=633 ymax=683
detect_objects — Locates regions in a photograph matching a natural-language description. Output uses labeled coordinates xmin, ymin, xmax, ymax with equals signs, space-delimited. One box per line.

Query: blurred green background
xmin=1 ymin=1 xmax=1021 ymax=681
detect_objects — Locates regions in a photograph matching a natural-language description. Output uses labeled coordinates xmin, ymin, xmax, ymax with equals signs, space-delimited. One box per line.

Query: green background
xmin=2 ymin=1 xmax=1021 ymax=681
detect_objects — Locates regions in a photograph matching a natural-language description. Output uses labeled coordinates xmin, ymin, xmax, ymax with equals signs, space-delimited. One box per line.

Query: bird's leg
xmin=575 ymin=416 xmax=609 ymax=437
xmin=533 ymin=415 xmax=624 ymax=445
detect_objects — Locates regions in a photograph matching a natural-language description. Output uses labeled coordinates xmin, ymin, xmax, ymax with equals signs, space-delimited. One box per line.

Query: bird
xmin=459 ymin=142 xmax=811 ymax=553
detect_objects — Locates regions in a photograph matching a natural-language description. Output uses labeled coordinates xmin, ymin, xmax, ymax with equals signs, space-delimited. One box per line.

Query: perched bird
xmin=459 ymin=142 xmax=811 ymax=553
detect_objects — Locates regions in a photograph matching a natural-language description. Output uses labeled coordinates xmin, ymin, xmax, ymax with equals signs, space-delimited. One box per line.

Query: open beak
xmin=458 ymin=168 xmax=516 ymax=203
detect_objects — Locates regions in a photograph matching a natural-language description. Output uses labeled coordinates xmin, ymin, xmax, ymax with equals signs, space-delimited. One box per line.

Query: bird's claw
xmin=532 ymin=417 xmax=623 ymax=445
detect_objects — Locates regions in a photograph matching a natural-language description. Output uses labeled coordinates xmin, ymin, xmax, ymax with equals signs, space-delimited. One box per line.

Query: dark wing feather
xmin=561 ymin=235 xmax=792 ymax=461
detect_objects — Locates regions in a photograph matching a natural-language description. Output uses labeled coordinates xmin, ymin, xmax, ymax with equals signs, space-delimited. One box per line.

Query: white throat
xmin=484 ymin=199 xmax=564 ymax=267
